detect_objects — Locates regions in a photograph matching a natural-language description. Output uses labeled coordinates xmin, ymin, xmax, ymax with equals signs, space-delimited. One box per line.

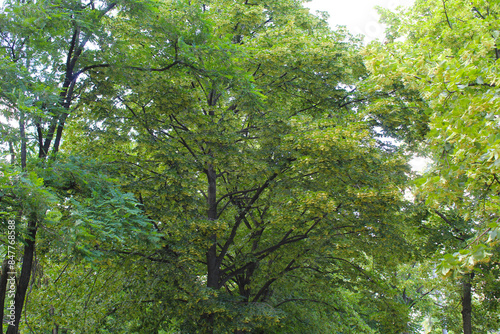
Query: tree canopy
xmin=364 ymin=0 xmax=500 ymax=332
xmin=2 ymin=0 xmax=500 ymax=333
xmin=365 ymin=0 xmax=500 ymax=267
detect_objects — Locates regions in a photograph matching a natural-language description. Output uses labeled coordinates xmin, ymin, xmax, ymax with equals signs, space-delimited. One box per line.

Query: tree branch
xmin=442 ymin=0 xmax=453 ymax=29
xmin=216 ymin=173 xmax=278 ymax=270
xmin=433 ymin=209 xmax=466 ymax=241
xmin=252 ymin=258 xmax=297 ymax=302
xmin=275 ymin=298 xmax=339 ymax=310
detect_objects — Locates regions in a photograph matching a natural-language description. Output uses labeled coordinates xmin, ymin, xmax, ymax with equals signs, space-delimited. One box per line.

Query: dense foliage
xmin=1 ymin=0 xmax=499 ymax=333
xmin=364 ymin=0 xmax=500 ymax=332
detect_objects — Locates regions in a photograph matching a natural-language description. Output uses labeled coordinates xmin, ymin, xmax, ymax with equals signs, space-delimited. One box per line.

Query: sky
xmin=305 ymin=0 xmax=414 ymax=42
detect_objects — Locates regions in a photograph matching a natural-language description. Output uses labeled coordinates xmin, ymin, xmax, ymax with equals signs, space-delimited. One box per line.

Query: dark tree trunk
xmin=206 ymin=164 xmax=219 ymax=289
xmin=6 ymin=218 xmax=37 ymax=334
xmin=203 ymin=164 xmax=218 ymax=334
xmin=19 ymin=112 xmax=26 ymax=171
xmin=0 ymin=258 xmax=10 ymax=334
xmin=461 ymin=273 xmax=473 ymax=334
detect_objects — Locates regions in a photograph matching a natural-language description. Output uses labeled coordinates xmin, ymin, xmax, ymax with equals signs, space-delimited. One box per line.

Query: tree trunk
xmin=203 ymin=164 xmax=218 ymax=333
xmin=461 ymin=273 xmax=473 ymax=334
xmin=206 ymin=164 xmax=219 ymax=289
xmin=6 ymin=218 xmax=37 ymax=334
xmin=19 ymin=112 xmax=26 ymax=171
xmin=0 ymin=258 xmax=10 ymax=334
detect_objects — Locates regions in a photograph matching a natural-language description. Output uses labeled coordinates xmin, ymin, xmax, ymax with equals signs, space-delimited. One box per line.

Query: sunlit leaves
xmin=60 ymin=0 xmax=419 ymax=331
xmin=365 ymin=0 xmax=500 ymax=269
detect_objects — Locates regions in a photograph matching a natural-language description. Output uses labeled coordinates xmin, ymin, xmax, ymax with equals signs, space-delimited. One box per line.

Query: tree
xmin=364 ymin=0 xmax=500 ymax=332
xmin=0 ymin=1 xmax=159 ymax=332
xmin=0 ymin=0 xmax=426 ymax=332
xmin=63 ymin=0 xmax=422 ymax=332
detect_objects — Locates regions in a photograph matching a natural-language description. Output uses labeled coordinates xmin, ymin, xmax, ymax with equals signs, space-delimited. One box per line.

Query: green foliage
xmin=0 ymin=0 xmax=429 ymax=333
xmin=365 ymin=0 xmax=500 ymax=272
xmin=63 ymin=0 xmax=420 ymax=332
xmin=39 ymin=156 xmax=160 ymax=259
xmin=364 ymin=0 xmax=500 ymax=332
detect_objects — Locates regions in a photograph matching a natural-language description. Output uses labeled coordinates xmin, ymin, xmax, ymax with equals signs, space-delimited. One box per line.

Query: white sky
xmin=306 ymin=0 xmax=414 ymax=42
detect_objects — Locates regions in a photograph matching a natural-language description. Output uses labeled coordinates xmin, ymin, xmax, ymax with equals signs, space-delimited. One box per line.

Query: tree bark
xmin=19 ymin=112 xmax=26 ymax=171
xmin=206 ymin=164 xmax=219 ymax=289
xmin=0 ymin=258 xmax=10 ymax=334
xmin=203 ymin=164 xmax=218 ymax=334
xmin=461 ymin=273 xmax=473 ymax=334
xmin=6 ymin=218 xmax=37 ymax=334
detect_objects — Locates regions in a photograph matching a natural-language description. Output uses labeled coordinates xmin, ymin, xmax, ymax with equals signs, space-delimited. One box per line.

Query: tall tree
xmin=0 ymin=0 xmax=427 ymax=332
xmin=0 ymin=1 xmax=159 ymax=332
xmin=64 ymin=0 xmax=421 ymax=332
xmin=364 ymin=0 xmax=500 ymax=332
